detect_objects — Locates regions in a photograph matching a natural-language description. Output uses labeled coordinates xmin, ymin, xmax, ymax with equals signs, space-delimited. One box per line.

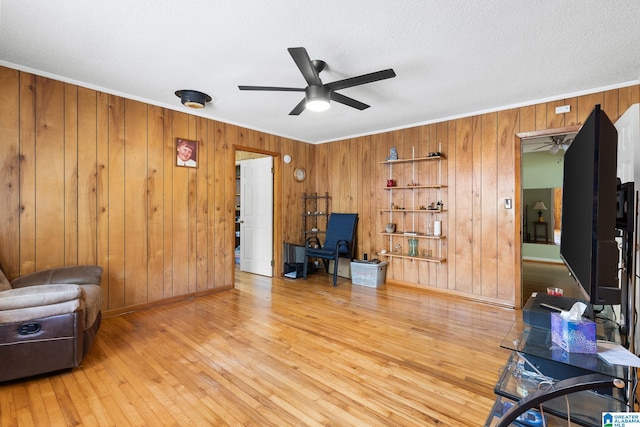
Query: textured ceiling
xmin=1 ymin=1 xmax=639 ymax=144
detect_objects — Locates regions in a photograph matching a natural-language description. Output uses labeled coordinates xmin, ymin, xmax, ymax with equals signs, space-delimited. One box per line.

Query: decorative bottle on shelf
xmin=393 ymin=243 xmax=402 ymax=254
xmin=408 ymin=238 xmax=419 ymax=256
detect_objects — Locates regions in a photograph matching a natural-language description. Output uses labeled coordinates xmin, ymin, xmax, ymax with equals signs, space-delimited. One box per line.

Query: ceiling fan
xmin=238 ymin=47 xmax=396 ymax=115
xmin=532 ymin=134 xmax=575 ymax=154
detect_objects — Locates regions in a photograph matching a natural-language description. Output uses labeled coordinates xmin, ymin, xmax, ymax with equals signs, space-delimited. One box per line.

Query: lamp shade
xmin=175 ymin=90 xmax=212 ymax=109
xmin=532 ymin=201 xmax=547 ymax=211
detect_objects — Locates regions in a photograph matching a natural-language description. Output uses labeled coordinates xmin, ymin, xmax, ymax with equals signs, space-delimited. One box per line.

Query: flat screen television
xmin=560 ymin=104 xmax=621 ymax=306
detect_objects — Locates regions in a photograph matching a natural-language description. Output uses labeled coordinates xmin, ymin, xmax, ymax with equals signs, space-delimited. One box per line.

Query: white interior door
xmin=616 ymin=104 xmax=639 ymax=184
xmin=239 ymin=156 xmax=274 ymax=276
xmin=615 ymin=103 xmax=640 ymax=350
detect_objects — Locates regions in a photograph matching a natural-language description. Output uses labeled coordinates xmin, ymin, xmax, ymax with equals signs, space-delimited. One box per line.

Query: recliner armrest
xmin=0 ymin=284 xmax=83 ymax=311
xmin=11 ymin=265 xmax=103 ymax=289
xmin=0 ymin=284 xmax=84 ymax=324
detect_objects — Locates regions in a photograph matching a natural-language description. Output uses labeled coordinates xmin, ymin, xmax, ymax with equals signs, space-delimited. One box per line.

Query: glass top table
xmin=500 ymin=315 xmax=627 ymax=380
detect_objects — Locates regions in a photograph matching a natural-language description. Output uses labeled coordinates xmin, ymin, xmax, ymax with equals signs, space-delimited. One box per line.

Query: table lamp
xmin=532 ymin=201 xmax=547 ymax=222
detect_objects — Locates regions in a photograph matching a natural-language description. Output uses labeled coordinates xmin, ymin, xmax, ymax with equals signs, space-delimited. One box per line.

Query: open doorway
xmin=516 ymin=126 xmax=582 ymax=305
xmin=234 ymin=148 xmax=280 ymax=278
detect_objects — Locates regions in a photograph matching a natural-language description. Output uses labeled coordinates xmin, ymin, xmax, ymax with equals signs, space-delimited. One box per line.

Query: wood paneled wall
xmin=1 ymin=64 xmax=638 ymax=311
xmin=0 ymin=66 xmax=312 ymax=314
xmin=318 ymin=85 xmax=640 ymax=307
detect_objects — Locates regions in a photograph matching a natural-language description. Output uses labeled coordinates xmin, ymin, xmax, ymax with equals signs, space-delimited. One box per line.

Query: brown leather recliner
xmin=0 ymin=264 xmax=103 ymax=382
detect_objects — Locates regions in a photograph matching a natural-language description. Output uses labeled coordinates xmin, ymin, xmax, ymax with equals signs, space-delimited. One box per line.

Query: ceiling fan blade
xmin=326 ymin=69 xmax=396 ymax=91
xmin=330 ymin=92 xmax=370 ymax=110
xmin=289 ymin=98 xmax=307 ymax=116
xmin=238 ymin=85 xmax=305 ymax=92
xmin=531 ymin=144 xmax=553 ymax=151
xmin=288 ymin=47 xmax=322 ymax=86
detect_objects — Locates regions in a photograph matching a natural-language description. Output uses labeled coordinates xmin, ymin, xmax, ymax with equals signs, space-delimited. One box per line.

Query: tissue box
xmin=550 ymin=312 xmax=597 ymax=353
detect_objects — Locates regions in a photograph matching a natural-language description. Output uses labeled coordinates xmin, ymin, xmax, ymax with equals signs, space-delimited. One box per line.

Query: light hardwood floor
xmin=522 ymin=260 xmax=584 ymax=301
xmin=1 ymin=270 xmax=518 ymax=426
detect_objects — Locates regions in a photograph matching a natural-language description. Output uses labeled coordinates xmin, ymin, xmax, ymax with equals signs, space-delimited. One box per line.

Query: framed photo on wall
xmin=176 ymin=138 xmax=198 ymax=168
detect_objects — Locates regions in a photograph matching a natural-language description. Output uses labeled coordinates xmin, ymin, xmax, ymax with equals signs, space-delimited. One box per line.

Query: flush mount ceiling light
xmin=305 ymin=85 xmax=331 ymax=112
xmin=175 ymin=90 xmax=212 ymax=109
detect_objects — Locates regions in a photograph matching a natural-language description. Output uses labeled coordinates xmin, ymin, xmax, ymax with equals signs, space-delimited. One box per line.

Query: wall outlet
xmin=555 ymin=105 xmax=571 ymax=114
xmin=504 ymin=199 xmax=512 ymax=209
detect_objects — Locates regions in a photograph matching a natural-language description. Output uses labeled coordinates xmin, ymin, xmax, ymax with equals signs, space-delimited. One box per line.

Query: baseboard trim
xmin=102 ymin=285 xmax=233 ymax=318
xmin=386 ymin=279 xmax=516 ymax=309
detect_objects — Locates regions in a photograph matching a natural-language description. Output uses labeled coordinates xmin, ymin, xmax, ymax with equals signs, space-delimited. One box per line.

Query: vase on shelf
xmin=408 ymin=238 xmax=419 ymax=256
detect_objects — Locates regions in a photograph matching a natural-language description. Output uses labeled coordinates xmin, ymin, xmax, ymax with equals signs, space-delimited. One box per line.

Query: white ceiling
xmin=1 ymin=1 xmax=639 ymax=144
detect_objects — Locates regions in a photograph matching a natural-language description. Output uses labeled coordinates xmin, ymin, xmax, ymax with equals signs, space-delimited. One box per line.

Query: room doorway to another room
xmin=517 ymin=126 xmax=582 ymax=305
xmin=236 ymin=150 xmax=274 ymax=277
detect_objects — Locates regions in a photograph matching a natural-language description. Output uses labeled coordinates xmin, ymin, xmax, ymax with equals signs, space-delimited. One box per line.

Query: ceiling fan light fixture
xmin=238 ymin=47 xmax=396 ymax=115
xmin=175 ymin=90 xmax=212 ymax=109
xmin=548 ymin=144 xmax=560 ymax=154
xmin=305 ymin=85 xmax=330 ymax=112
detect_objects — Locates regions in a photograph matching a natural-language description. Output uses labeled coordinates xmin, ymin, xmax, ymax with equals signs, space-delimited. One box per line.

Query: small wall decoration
xmin=176 ymin=138 xmax=198 ymax=168
xmin=293 ymin=167 xmax=306 ymax=182
xmin=386 ymin=146 xmax=398 ymax=161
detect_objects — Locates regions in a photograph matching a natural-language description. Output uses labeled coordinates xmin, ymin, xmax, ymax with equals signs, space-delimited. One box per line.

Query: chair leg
xmin=332 ymin=257 xmax=339 ymax=286
xmin=303 ymin=256 xmax=308 ymax=280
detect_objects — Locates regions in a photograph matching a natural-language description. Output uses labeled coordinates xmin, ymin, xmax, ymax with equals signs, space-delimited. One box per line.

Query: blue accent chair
xmin=303 ymin=213 xmax=358 ymax=286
